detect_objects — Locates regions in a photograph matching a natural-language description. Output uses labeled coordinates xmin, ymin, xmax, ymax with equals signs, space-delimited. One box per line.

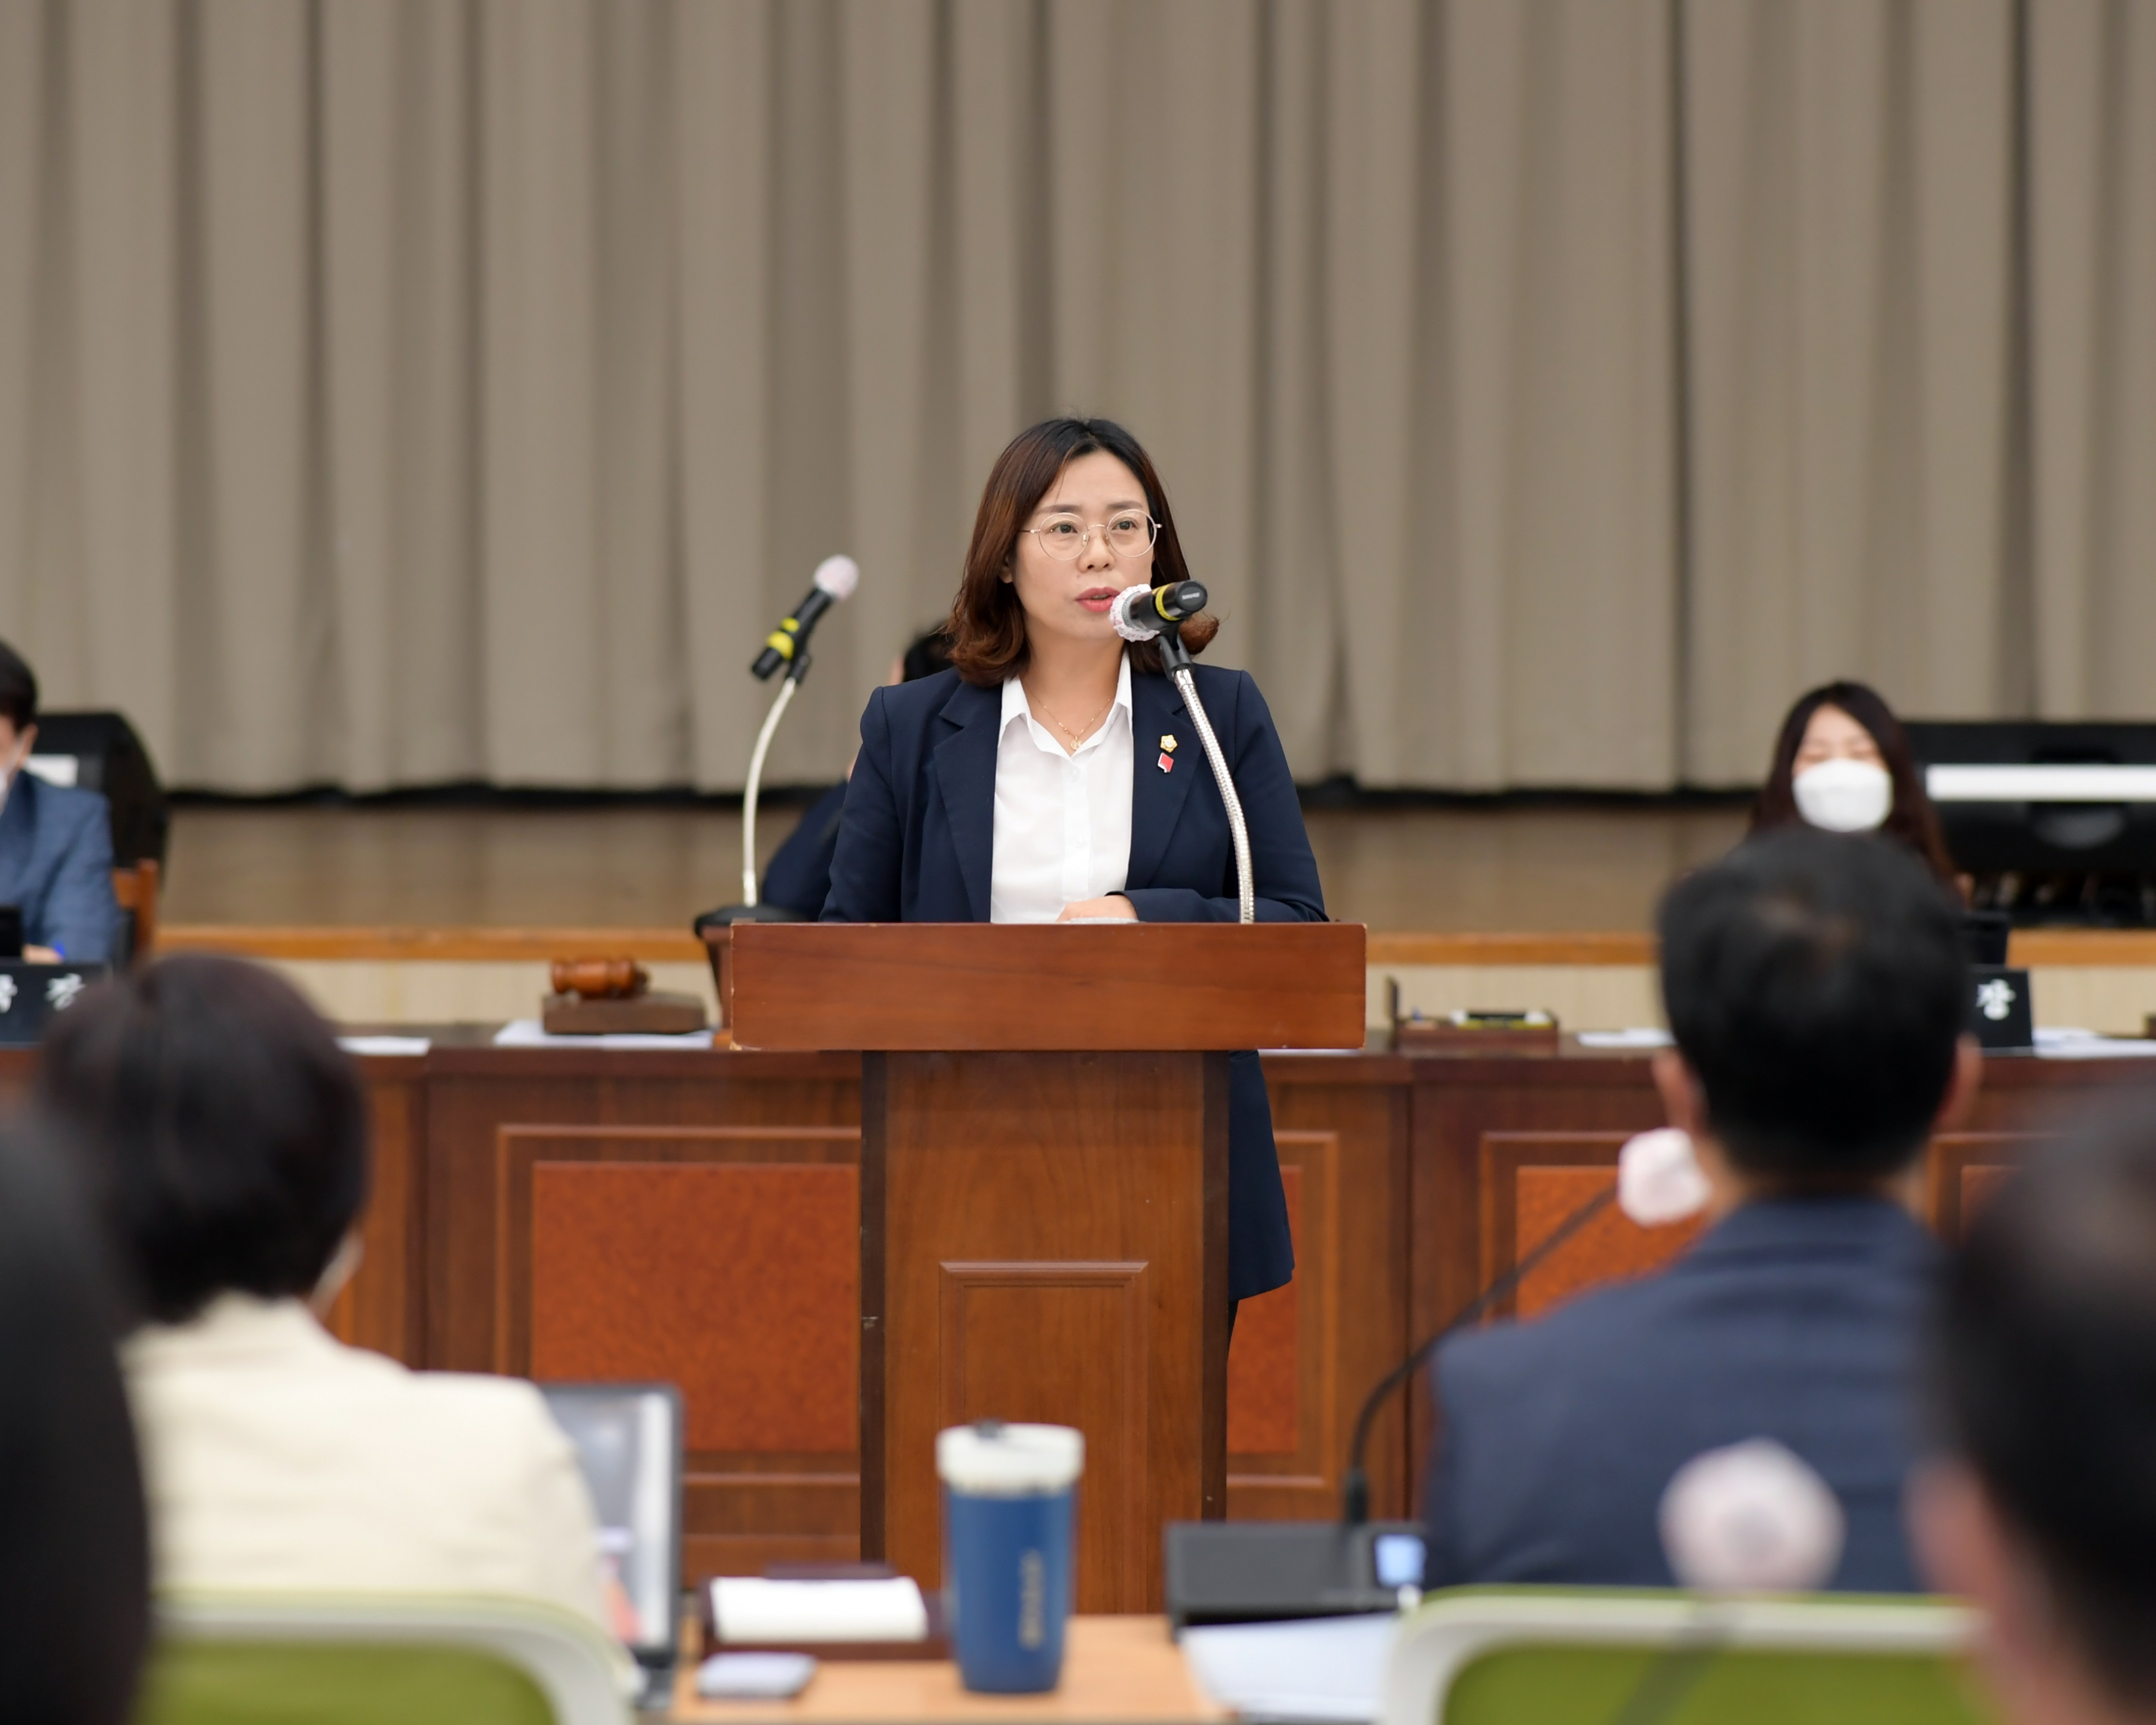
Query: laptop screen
xmin=539 ymin=1383 xmax=683 ymax=1664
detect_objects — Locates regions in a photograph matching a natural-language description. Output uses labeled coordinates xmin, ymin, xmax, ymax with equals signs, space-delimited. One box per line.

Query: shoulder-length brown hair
xmin=946 ymin=417 xmax=1219 ymax=685
xmin=1749 ymin=680 xmax=1958 ymax=882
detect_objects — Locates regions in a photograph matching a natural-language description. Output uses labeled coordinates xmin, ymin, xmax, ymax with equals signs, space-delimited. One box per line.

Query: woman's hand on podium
xmin=1056 ymin=895 xmax=1138 ymax=922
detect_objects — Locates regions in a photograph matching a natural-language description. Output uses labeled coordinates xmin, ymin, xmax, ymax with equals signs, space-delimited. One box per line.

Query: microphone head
xmin=1160 ymin=580 xmax=1207 ymax=620
xmin=1617 ymin=1129 xmax=1711 ymax=1226
xmin=1111 ymin=583 xmax=1161 ymax=643
xmin=812 ymin=555 xmax=860 ymax=601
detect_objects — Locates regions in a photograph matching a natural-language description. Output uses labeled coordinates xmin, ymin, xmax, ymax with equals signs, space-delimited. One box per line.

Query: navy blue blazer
xmin=0 ymin=772 xmax=120 ymax=963
xmin=823 ymin=662 xmax=1326 ymax=1300
xmin=1423 ymin=1197 xmax=1939 ymax=1593
xmin=762 ymin=781 xmax=849 ymax=919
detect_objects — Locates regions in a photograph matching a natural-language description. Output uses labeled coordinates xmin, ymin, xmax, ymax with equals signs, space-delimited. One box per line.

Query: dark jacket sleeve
xmin=760 ymin=781 xmax=849 ymax=918
xmin=1121 ymin=671 xmax=1326 ymax=925
xmin=38 ymin=793 xmax=120 ymax=964
xmin=821 ymin=688 xmax=902 ymax=922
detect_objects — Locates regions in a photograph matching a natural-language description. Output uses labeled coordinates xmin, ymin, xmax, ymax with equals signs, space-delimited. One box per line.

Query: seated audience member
xmin=1916 ymin=1112 xmax=2156 ymax=1725
xmin=757 ymin=628 xmax=954 ymax=918
xmin=38 ymin=954 xmax=626 ymax=1665
xmin=1423 ymin=829 xmax=1979 ymax=1591
xmin=1749 ymin=680 xmax=1960 ymax=888
xmin=0 ymin=638 xmax=122 ymax=961
xmin=0 ymin=1123 xmax=150 ymax=1725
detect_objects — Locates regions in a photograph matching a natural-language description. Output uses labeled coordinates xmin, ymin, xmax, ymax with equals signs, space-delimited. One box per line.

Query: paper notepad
xmin=709 ymin=1577 xmax=929 ymax=1645
xmin=1181 ymin=1613 xmax=1396 ymax=1723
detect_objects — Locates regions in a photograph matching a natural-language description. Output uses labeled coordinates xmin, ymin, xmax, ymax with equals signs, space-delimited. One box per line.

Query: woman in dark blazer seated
xmin=823 ymin=417 xmax=1326 ymax=1306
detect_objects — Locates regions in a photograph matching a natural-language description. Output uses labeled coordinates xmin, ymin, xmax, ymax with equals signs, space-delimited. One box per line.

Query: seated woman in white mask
xmin=1748 ymin=681 xmax=1961 ymax=889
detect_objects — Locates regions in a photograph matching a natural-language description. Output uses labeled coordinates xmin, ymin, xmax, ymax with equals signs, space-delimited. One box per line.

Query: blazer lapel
xmin=927 ymin=679 xmax=1002 ymax=922
xmin=1125 ymin=672 xmax=1197 ymax=889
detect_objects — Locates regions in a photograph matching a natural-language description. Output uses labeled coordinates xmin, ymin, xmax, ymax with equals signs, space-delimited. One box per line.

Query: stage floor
xmin=161 ymin=798 xmax=1751 ymax=933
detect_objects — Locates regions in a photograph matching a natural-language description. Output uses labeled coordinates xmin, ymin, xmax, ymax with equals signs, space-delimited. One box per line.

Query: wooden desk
xmin=1 ymin=1031 xmax=2141 ymax=1588
xmin=666 ymin=1617 xmax=1223 ymax=1723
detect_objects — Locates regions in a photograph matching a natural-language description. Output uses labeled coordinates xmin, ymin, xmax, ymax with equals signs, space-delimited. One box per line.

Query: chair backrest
xmin=111 ymin=857 xmax=159 ymax=966
xmin=138 ymin=1594 xmax=628 ymax=1725
xmin=1382 ymin=1588 xmax=1989 ymax=1725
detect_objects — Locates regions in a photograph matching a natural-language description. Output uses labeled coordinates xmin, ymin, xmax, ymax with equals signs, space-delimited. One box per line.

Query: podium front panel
xmin=861 ymin=1049 xmax=1229 ymax=1614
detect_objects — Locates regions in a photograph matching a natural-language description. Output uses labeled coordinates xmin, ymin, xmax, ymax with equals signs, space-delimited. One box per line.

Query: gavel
xmin=550 ymin=957 xmax=650 ymax=1001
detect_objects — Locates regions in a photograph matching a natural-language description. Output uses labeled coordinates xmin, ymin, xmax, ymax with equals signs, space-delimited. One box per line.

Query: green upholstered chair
xmin=1380 ymin=1588 xmax=1994 ymax=1725
xmin=138 ymin=1595 xmax=630 ymax=1725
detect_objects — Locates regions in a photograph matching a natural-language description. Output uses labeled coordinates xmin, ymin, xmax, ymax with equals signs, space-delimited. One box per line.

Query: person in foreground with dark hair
xmin=1914 ymin=1109 xmax=2156 ymax=1725
xmin=0 ymin=636 xmax=122 ymax=961
xmin=39 ymin=954 xmax=628 ymax=1674
xmin=1422 ymin=828 xmax=1980 ymax=1590
xmin=0 ymin=1123 xmax=150 ymax=1725
xmin=823 ymin=416 xmax=1324 ymax=1310
xmin=1749 ymin=679 xmax=1960 ymax=887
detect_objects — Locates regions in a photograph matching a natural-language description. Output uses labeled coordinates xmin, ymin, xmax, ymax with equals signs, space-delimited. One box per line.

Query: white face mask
xmin=1792 ymin=757 xmax=1893 ymax=833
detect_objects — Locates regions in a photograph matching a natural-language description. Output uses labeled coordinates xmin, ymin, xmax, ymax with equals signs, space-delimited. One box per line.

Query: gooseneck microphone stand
xmin=737 ymin=648 xmax=810 ymax=914
xmin=1152 ymin=612 xmax=1255 ymax=925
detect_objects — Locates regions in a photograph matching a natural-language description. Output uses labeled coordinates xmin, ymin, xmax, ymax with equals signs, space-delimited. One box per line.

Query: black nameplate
xmin=0 ymin=961 xmax=111 ymax=1047
xmin=1968 ymin=964 xmax=2035 ymax=1052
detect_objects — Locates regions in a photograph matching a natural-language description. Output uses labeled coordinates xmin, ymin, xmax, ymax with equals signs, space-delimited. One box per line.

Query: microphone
xmin=1338 ymin=1128 xmax=1710 ymax=1523
xmin=1110 ymin=580 xmax=1208 ymax=642
xmin=751 ymin=555 xmax=860 ymax=680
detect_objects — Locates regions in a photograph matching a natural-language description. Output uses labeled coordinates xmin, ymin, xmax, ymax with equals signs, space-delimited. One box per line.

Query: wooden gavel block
xmin=550 ymin=957 xmax=649 ymax=1001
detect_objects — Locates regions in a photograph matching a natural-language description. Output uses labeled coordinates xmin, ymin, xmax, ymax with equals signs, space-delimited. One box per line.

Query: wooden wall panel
xmin=1239 ymin=1072 xmax=1412 ymax=1522
xmin=525 ymin=1163 xmax=857 ymax=1451
xmin=484 ymin=1119 xmax=863 ymax=1582
xmin=422 ymin=1050 xmax=861 ymax=1376
xmin=1928 ymin=1133 xmax=2037 ymax=1238
xmin=1227 ymin=1165 xmax=1303 ymax=1457
xmin=322 ymin=1063 xmax=427 ymax=1362
xmin=1482 ymin=1137 xmax=1706 ymax=1320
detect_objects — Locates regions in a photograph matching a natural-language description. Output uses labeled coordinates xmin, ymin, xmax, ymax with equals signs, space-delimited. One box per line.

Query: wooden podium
xmin=720 ymin=922 xmax=1366 ymax=1611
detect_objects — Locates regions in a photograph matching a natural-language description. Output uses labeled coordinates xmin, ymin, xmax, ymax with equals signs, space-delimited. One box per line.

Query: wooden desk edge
xmin=668 ymin=1616 xmax=1225 ymax=1724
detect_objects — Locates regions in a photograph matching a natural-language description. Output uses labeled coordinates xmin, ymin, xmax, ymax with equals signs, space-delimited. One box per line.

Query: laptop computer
xmin=539 ymin=1383 xmax=685 ymax=1710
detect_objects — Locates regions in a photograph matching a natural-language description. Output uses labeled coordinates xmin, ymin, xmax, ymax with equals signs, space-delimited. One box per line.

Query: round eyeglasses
xmin=1025 ymin=510 xmax=1161 ymax=561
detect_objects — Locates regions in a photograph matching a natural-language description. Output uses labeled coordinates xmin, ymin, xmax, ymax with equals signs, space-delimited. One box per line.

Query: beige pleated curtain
xmin=1 ymin=0 xmax=2150 ymax=793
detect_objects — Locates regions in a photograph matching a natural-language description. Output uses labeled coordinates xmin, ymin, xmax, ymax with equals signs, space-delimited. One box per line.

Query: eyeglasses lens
xmin=1034 ymin=516 xmax=1158 ymax=559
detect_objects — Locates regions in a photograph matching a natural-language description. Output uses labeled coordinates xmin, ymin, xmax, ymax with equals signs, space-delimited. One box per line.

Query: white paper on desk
xmin=697 ymin=1651 xmax=817 ymax=1699
xmin=1181 ymin=1613 xmax=1395 ymax=1723
xmin=492 ymin=1019 xmax=715 ymax=1051
xmin=1577 ymin=1028 xmax=1675 ymax=1049
xmin=337 ymin=1035 xmax=432 ymax=1057
xmin=708 ymin=1577 xmax=928 ymax=1645
xmin=2033 ymin=1027 xmax=2156 ymax=1060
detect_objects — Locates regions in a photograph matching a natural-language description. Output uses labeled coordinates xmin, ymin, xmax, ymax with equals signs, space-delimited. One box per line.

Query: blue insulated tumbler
xmin=937 ymin=1422 xmax=1084 ymax=1693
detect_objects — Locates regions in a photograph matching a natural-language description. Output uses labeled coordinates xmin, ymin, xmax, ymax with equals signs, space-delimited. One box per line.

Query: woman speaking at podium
xmin=823 ymin=417 xmax=1326 ymax=1308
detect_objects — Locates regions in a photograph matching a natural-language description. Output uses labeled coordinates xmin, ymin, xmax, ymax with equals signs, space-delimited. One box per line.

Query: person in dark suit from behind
xmin=1914 ymin=1107 xmax=2156 ymax=1725
xmin=1423 ymin=828 xmax=1981 ymax=1592
xmin=0 ymin=640 xmax=122 ymax=963
xmin=823 ymin=416 xmax=1326 ymax=1306
xmin=758 ymin=629 xmax=954 ymax=918
xmin=0 ymin=1121 xmax=150 ymax=1725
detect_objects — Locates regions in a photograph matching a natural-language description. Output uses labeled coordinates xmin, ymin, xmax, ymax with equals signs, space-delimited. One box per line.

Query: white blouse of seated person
xmin=42 ymin=954 xmax=634 ymax=1681
xmin=122 ymin=1255 xmax=627 ymax=1665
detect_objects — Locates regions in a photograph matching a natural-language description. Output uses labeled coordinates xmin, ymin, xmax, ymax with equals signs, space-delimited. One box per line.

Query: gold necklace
xmin=1032 ymin=689 xmax=1114 ymax=747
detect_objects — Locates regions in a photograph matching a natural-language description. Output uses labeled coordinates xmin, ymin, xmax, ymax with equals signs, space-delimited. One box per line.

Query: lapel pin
xmin=1160 ymin=734 xmax=1178 ymax=753
xmin=1157 ymin=752 xmax=1175 ymax=773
